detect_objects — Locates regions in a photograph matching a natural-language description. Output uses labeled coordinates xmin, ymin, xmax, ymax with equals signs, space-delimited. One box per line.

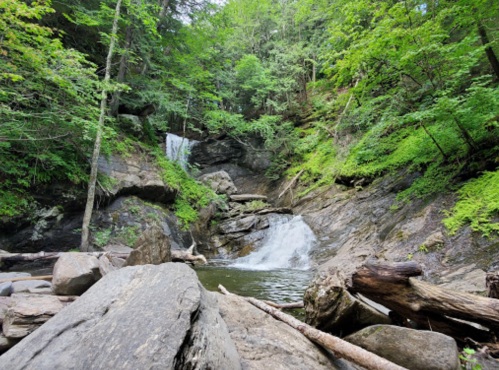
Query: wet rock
xmin=344 ymin=325 xmax=460 ymax=370
xmin=0 ymin=263 xmax=241 ymax=370
xmin=0 ymin=282 xmax=11 ymax=297
xmin=52 ymin=253 xmax=102 ymax=295
xmin=2 ymin=294 xmax=74 ymax=339
xmin=217 ymin=293 xmax=355 ymax=370
xmin=123 ymin=225 xmax=171 ymax=266
xmin=218 ymin=215 xmax=258 ymax=234
xmin=304 ymin=271 xmax=391 ymax=336
xmin=199 ymin=170 xmax=238 ymax=195
xmin=11 ymin=280 xmax=51 ymax=294
xmin=230 ymin=194 xmax=268 ymax=202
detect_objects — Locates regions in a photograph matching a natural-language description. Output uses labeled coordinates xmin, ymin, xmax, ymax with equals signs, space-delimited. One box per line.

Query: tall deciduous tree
xmin=81 ymin=0 xmax=123 ymax=252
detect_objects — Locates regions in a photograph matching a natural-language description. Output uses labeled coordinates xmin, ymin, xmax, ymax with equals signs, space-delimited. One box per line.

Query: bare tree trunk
xmin=81 ymin=0 xmax=123 ymax=252
xmin=478 ymin=21 xmax=499 ymax=80
xmin=109 ymin=23 xmax=133 ymax=117
xmin=420 ymin=121 xmax=448 ymax=160
xmin=218 ymin=285 xmax=408 ymax=370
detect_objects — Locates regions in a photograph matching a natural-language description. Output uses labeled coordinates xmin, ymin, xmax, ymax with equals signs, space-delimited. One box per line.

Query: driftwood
xmin=218 ymin=284 xmax=407 ymax=370
xmin=0 ymin=251 xmax=129 ymax=263
xmin=263 ymin=300 xmax=304 ymax=309
xmin=350 ymin=262 xmax=499 ymax=343
xmin=0 ymin=275 xmax=53 ymax=284
xmin=278 ymin=169 xmax=304 ymax=199
xmin=171 ymin=244 xmax=207 ymax=265
xmin=486 ymin=272 xmax=499 ymax=299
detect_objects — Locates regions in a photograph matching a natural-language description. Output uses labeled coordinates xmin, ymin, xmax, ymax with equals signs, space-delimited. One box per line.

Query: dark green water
xmin=195 ymin=262 xmax=314 ymax=320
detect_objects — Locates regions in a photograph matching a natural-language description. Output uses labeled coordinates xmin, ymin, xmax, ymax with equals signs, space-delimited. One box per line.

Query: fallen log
xmin=0 ymin=275 xmax=53 ymax=284
xmin=0 ymin=251 xmax=129 ymax=263
xmin=278 ymin=169 xmax=304 ymax=199
xmin=350 ymin=262 xmax=499 ymax=343
xmin=218 ymin=284 xmax=408 ymax=370
xmin=171 ymin=244 xmax=207 ymax=265
xmin=486 ymin=272 xmax=499 ymax=299
xmin=263 ymin=300 xmax=304 ymax=309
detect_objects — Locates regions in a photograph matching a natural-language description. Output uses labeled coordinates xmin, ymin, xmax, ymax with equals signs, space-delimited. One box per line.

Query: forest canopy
xmin=1 ymin=0 xmax=498 ymax=234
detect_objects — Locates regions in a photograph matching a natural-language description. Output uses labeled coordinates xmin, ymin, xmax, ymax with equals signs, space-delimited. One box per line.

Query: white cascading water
xmin=232 ymin=215 xmax=317 ymax=271
xmin=165 ymin=133 xmax=197 ymax=169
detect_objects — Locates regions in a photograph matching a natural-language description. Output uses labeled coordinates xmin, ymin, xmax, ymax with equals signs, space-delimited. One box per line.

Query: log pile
xmin=348 ymin=262 xmax=499 ymax=351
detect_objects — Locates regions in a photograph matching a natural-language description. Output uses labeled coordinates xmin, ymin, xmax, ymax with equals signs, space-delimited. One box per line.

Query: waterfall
xmin=165 ymin=133 xmax=197 ymax=169
xmin=232 ymin=215 xmax=317 ymax=271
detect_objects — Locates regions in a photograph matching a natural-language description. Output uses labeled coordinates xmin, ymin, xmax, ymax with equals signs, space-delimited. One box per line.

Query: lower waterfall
xmin=231 ymin=215 xmax=317 ymax=271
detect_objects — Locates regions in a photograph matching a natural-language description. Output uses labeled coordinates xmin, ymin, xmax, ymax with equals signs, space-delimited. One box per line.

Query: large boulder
xmin=217 ymin=293 xmax=356 ymax=370
xmin=52 ymin=253 xmax=102 ymax=295
xmin=2 ymin=294 xmax=74 ymax=339
xmin=199 ymin=170 xmax=238 ymax=195
xmin=0 ymin=263 xmax=241 ymax=370
xmin=344 ymin=325 xmax=461 ymax=370
xmin=123 ymin=225 xmax=172 ymax=266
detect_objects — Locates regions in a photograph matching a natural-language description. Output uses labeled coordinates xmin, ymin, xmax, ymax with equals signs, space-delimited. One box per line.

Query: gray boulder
xmin=52 ymin=253 xmax=102 ymax=295
xmin=0 ymin=263 xmax=241 ymax=370
xmin=344 ymin=325 xmax=461 ymax=370
xmin=217 ymin=293 xmax=354 ymax=370
xmin=124 ymin=225 xmax=172 ymax=266
xmin=0 ymin=282 xmax=11 ymax=296
xmin=10 ymin=280 xmax=51 ymax=294
xmin=199 ymin=170 xmax=238 ymax=195
xmin=0 ymin=297 xmax=11 ymax=325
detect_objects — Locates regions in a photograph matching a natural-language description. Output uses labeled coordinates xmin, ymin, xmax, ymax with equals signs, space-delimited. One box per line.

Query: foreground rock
xmin=2 ymin=294 xmax=75 ymax=339
xmin=217 ymin=293 xmax=355 ymax=370
xmin=124 ymin=225 xmax=172 ymax=266
xmin=0 ymin=333 xmax=19 ymax=354
xmin=52 ymin=253 xmax=102 ymax=295
xmin=0 ymin=263 xmax=241 ymax=370
xmin=345 ymin=325 xmax=460 ymax=370
xmin=11 ymin=280 xmax=51 ymax=294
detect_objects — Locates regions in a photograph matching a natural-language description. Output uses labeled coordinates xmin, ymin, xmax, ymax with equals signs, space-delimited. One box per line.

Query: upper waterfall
xmin=231 ymin=215 xmax=317 ymax=271
xmin=165 ymin=133 xmax=197 ymax=169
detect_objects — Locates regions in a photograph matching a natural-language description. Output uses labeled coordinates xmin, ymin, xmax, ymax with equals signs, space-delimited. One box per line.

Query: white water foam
xmin=231 ymin=215 xmax=317 ymax=271
xmin=165 ymin=133 xmax=197 ymax=169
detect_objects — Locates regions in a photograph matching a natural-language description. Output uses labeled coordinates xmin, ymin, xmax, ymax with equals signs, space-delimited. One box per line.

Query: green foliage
xmin=93 ymin=228 xmax=112 ymax=247
xmin=240 ymin=200 xmax=270 ymax=212
xmin=443 ymin=171 xmax=499 ymax=237
xmin=116 ymin=225 xmax=141 ymax=246
xmin=459 ymin=348 xmax=482 ymax=370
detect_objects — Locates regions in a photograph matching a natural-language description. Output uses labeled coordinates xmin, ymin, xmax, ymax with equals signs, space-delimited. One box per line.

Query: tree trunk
xmin=81 ymin=0 xmax=123 ymax=252
xmin=478 ymin=21 xmax=499 ymax=80
xmin=420 ymin=121 xmax=448 ymax=160
xmin=218 ymin=285 xmax=408 ymax=370
xmin=109 ymin=23 xmax=133 ymax=117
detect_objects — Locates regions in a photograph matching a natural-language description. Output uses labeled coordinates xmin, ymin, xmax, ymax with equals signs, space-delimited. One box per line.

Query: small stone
xmin=10 ymin=280 xmax=51 ymax=294
xmin=0 ymin=282 xmax=12 ymax=296
xmin=345 ymin=325 xmax=460 ymax=370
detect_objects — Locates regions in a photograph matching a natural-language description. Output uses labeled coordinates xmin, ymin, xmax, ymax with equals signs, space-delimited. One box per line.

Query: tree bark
xmin=478 ymin=21 xmax=499 ymax=80
xmin=218 ymin=285 xmax=408 ymax=370
xmin=109 ymin=23 xmax=133 ymax=117
xmin=350 ymin=262 xmax=499 ymax=343
xmin=81 ymin=0 xmax=123 ymax=252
